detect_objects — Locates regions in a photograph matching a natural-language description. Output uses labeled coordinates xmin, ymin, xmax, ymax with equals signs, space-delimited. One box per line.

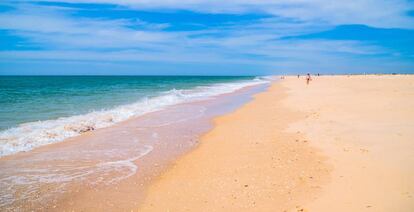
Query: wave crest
xmin=0 ymin=79 xmax=268 ymax=157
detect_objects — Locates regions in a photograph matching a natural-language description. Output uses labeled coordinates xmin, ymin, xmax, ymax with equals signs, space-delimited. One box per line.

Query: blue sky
xmin=0 ymin=0 xmax=414 ymax=75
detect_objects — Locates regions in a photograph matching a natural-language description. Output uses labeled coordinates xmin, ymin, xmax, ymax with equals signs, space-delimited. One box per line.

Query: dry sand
xmin=285 ymin=75 xmax=414 ymax=211
xmin=139 ymin=75 xmax=414 ymax=211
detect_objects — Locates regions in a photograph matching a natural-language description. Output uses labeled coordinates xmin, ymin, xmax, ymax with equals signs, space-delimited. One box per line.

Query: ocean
xmin=0 ymin=76 xmax=266 ymax=157
xmin=0 ymin=75 xmax=270 ymax=210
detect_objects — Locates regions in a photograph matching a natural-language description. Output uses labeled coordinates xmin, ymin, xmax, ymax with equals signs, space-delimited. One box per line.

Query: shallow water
xmin=0 ymin=81 xmax=269 ymax=211
xmin=0 ymin=76 xmax=266 ymax=157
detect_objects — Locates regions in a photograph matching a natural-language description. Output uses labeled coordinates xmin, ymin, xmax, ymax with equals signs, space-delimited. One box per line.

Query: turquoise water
xmin=0 ymin=76 xmax=266 ymax=156
xmin=0 ymin=76 xmax=269 ymax=210
xmin=0 ymin=76 xmax=254 ymax=131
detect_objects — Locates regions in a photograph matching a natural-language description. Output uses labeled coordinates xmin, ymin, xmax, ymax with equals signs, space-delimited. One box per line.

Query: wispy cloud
xmin=24 ymin=0 xmax=414 ymax=28
xmin=0 ymin=0 xmax=413 ymax=74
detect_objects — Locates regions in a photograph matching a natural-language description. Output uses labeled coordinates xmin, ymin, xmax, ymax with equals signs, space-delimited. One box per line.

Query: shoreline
xmin=139 ymin=75 xmax=414 ymax=211
xmin=1 ymin=74 xmax=413 ymax=211
xmin=0 ymin=81 xmax=268 ymax=211
xmin=139 ymin=80 xmax=331 ymax=211
xmin=0 ymin=77 xmax=265 ymax=158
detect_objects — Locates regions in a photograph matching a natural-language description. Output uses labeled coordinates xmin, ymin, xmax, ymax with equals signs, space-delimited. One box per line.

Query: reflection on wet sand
xmin=0 ymin=84 xmax=267 ymax=211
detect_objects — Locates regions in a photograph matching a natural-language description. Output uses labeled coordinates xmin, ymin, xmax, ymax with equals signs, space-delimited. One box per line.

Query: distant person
xmin=297 ymin=74 xmax=300 ymax=78
xmin=317 ymin=73 xmax=320 ymax=76
xmin=306 ymin=73 xmax=312 ymax=85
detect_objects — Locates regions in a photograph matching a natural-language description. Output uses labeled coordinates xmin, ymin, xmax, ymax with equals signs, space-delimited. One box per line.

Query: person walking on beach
xmin=306 ymin=73 xmax=312 ymax=85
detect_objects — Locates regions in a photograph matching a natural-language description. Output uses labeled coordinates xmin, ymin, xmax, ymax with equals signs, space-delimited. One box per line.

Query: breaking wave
xmin=0 ymin=78 xmax=268 ymax=157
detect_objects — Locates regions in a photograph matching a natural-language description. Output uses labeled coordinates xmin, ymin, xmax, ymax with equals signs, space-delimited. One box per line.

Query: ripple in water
xmin=0 ymin=142 xmax=153 ymax=210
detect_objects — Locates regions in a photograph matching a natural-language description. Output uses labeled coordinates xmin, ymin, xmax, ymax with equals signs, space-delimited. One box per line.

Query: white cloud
xmin=0 ymin=4 xmax=181 ymax=49
xmin=0 ymin=38 xmax=386 ymax=67
xmin=0 ymin=38 xmax=402 ymax=74
xmin=25 ymin=0 xmax=414 ymax=28
xmin=1 ymin=0 xmax=413 ymax=74
xmin=0 ymin=3 xmax=395 ymax=61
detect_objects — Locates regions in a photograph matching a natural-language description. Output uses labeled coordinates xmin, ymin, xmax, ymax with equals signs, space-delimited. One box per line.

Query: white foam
xmin=0 ymin=78 xmax=268 ymax=157
xmin=0 ymin=143 xmax=153 ymax=208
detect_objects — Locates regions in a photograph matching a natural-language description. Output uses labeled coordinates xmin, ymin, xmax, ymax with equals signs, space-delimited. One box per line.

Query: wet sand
xmin=3 ymin=75 xmax=413 ymax=211
xmin=140 ymin=75 xmax=414 ymax=211
xmin=0 ymin=83 xmax=267 ymax=211
xmin=140 ymin=81 xmax=331 ymax=211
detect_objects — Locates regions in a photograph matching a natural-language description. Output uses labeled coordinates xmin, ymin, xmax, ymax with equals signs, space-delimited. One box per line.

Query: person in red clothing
xmin=306 ymin=73 xmax=312 ymax=85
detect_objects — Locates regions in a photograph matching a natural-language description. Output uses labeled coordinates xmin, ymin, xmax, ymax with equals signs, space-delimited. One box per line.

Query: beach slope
xmin=140 ymin=75 xmax=414 ymax=211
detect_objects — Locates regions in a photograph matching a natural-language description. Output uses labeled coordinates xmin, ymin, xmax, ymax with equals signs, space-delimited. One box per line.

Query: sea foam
xmin=0 ymin=78 xmax=268 ymax=157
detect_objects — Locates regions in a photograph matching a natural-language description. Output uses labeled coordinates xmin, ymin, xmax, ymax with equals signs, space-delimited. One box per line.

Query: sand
xmin=139 ymin=75 xmax=414 ymax=211
xmin=285 ymin=75 xmax=414 ymax=211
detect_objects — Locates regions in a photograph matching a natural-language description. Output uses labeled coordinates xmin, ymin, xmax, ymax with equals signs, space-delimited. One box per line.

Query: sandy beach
xmin=139 ymin=75 xmax=414 ymax=211
xmin=0 ymin=79 xmax=267 ymax=211
xmin=3 ymin=0 xmax=413 ymax=210
xmin=2 ymin=75 xmax=413 ymax=211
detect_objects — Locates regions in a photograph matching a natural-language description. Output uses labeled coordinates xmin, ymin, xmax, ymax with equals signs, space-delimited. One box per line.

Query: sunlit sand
xmin=140 ymin=75 xmax=414 ymax=211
